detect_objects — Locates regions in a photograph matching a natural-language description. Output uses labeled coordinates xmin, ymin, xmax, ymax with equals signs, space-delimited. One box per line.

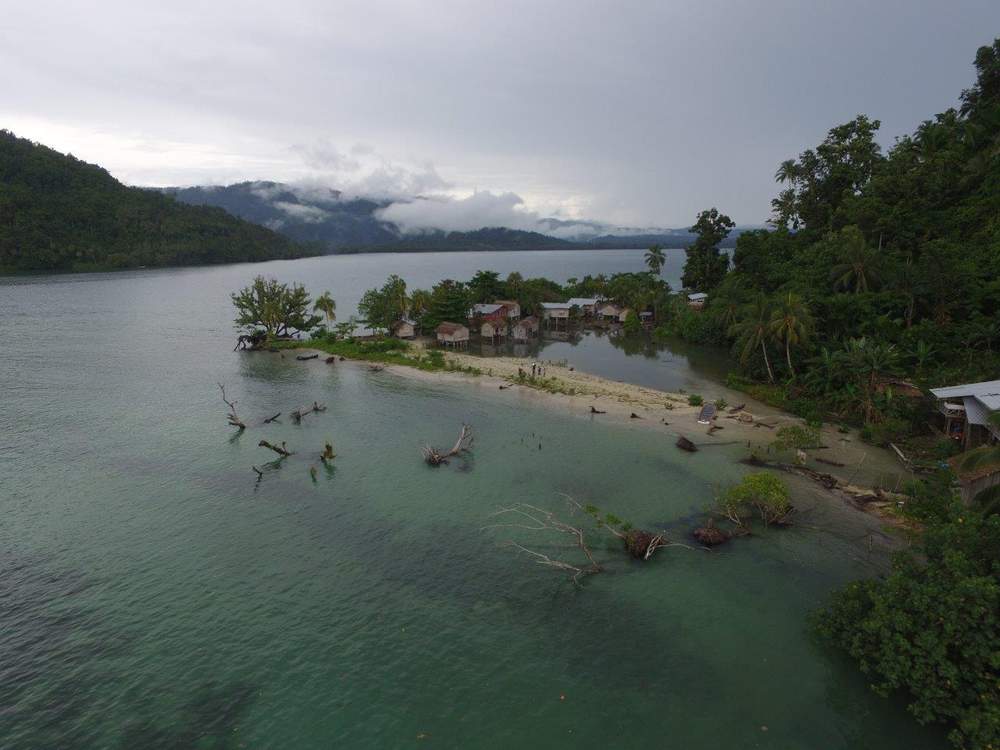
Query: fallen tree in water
xmin=218 ymin=383 xmax=246 ymax=430
xmin=422 ymin=424 xmax=473 ymax=466
xmin=258 ymin=440 xmax=292 ymax=457
xmin=486 ymin=495 xmax=703 ymax=585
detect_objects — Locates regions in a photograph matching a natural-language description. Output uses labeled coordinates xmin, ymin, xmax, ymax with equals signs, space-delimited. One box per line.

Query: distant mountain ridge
xmin=162 ymin=180 xmax=749 ymax=252
xmin=0 ymin=132 xmax=308 ymax=272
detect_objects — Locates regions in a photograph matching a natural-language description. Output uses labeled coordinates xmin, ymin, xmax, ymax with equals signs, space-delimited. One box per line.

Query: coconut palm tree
xmin=644 ymin=245 xmax=666 ymax=275
xmin=729 ymin=294 xmax=775 ymax=383
xmin=830 ymin=226 xmax=881 ymax=293
xmin=768 ymin=292 xmax=813 ymax=377
xmin=313 ymin=291 xmax=336 ymax=324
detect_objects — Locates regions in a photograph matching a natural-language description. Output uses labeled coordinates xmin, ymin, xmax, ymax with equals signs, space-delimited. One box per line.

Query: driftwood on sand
xmin=740 ymin=455 xmax=906 ymax=508
xmin=728 ymin=403 xmax=746 ymax=414
xmin=590 ymin=406 xmax=606 ymax=414
xmin=296 ymin=354 xmax=319 ymax=361
xmin=422 ymin=424 xmax=474 ymax=466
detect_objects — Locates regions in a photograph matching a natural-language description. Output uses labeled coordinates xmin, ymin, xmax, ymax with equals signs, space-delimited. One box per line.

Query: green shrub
xmin=718 ymin=472 xmax=792 ymax=527
xmin=816 ymin=512 xmax=1000 ymax=748
xmin=773 ymin=424 xmax=821 ymax=452
xmin=688 ymin=394 xmax=704 ymax=406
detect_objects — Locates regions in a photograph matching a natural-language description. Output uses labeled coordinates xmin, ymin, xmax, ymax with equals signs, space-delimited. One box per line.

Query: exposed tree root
xmin=422 ymin=424 xmax=473 ymax=466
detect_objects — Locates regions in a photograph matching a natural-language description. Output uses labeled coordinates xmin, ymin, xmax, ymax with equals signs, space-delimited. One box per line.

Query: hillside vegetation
xmin=0 ymin=131 xmax=310 ymax=272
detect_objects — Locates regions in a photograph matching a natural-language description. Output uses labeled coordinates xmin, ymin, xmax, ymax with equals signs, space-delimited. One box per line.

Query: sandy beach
xmin=289 ymin=344 xmax=912 ymax=500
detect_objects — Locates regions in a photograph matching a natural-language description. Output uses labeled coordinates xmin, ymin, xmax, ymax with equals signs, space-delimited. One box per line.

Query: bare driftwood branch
xmin=218 ymin=383 xmax=246 ymax=430
xmin=264 ymin=413 xmax=282 ymax=424
xmin=291 ymin=402 xmax=327 ymax=423
xmin=422 ymin=423 xmax=474 ymax=465
xmin=483 ymin=503 xmax=601 ymax=585
xmin=258 ymin=440 xmax=292 ymax=457
xmin=252 ymin=465 xmax=264 ymax=483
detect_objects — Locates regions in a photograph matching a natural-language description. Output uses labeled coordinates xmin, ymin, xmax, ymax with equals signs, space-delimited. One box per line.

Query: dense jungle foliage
xmin=0 ymin=130 xmax=310 ymax=272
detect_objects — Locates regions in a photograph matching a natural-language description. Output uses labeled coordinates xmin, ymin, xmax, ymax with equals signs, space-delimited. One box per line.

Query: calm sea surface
xmin=0 ymin=250 xmax=943 ymax=748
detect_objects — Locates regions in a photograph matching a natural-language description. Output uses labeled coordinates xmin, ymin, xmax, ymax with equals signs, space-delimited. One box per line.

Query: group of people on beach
xmin=517 ymin=362 xmax=548 ymax=378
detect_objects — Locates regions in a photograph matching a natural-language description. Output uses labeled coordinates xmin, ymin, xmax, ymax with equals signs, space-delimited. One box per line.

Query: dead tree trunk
xmin=218 ymin=383 xmax=246 ymax=430
xmin=422 ymin=424 xmax=473 ymax=465
xmin=258 ymin=440 xmax=292 ymax=457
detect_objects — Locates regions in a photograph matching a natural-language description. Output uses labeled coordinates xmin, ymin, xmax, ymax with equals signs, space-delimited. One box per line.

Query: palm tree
xmin=644 ymin=245 xmax=666 ymax=276
xmin=830 ymin=226 xmax=880 ymax=293
xmin=768 ymin=292 xmax=813 ymax=377
xmin=313 ymin=291 xmax=336 ymax=324
xmin=729 ymin=295 xmax=775 ymax=383
xmin=844 ymin=337 xmax=900 ymax=422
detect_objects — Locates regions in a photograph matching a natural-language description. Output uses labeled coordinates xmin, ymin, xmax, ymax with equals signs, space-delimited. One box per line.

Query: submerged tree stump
xmin=676 ymin=436 xmax=698 ymax=452
xmin=693 ymin=521 xmax=730 ymax=546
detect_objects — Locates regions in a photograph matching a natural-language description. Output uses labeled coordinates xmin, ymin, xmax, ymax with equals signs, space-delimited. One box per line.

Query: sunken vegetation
xmin=0 ymin=130 xmax=312 ymax=272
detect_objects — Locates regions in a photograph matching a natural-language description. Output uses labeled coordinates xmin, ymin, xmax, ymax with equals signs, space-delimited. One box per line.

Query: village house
xmin=390 ymin=317 xmax=416 ymax=339
xmin=494 ymin=300 xmax=521 ymax=319
xmin=597 ymin=302 xmax=628 ymax=323
xmin=435 ymin=322 xmax=469 ymax=348
xmin=930 ymin=379 xmax=1000 ymax=449
xmin=470 ymin=303 xmax=507 ymax=323
xmin=539 ymin=302 xmax=571 ymax=327
xmin=687 ymin=292 xmax=708 ymax=310
xmin=566 ymin=297 xmax=603 ymax=316
xmin=513 ymin=316 xmax=539 ymax=341
xmin=481 ymin=318 xmax=507 ymax=340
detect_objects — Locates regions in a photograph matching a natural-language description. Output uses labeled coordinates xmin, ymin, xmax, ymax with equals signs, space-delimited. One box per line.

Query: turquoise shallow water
xmin=0 ymin=252 xmax=945 ymax=748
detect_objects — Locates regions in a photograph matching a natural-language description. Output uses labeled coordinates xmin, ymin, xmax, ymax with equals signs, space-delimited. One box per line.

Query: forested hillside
xmin=665 ymin=37 xmax=1000 ymax=422
xmin=0 ymin=131 xmax=310 ymax=272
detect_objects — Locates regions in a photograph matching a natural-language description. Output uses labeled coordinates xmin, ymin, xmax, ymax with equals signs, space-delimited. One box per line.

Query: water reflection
xmin=470 ymin=329 xmax=733 ymax=393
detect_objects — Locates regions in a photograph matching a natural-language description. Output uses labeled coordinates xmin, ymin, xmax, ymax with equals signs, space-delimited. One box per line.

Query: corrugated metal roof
xmin=688 ymin=292 xmax=708 ymax=301
xmin=566 ymin=297 xmax=601 ymax=306
xmin=931 ymin=379 xmax=1000 ymax=411
xmin=539 ymin=302 xmax=570 ymax=309
xmin=471 ymin=303 xmax=504 ymax=314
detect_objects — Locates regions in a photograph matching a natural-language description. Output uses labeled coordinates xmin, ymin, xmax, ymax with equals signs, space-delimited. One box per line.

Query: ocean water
xmin=0 ymin=251 xmax=944 ymax=748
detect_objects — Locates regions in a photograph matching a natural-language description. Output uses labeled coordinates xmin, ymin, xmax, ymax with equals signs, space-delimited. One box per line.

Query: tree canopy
xmin=0 ymin=130 xmax=310 ymax=272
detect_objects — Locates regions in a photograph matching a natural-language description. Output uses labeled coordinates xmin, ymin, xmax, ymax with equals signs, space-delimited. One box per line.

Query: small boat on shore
xmin=697 ymin=403 xmax=717 ymax=425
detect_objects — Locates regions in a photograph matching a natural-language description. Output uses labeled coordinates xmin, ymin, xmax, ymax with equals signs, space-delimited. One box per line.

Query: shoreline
xmin=283 ymin=343 xmax=914 ymax=524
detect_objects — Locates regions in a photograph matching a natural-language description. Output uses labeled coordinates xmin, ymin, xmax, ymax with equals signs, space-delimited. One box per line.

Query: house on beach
xmin=481 ymin=319 xmax=507 ymax=340
xmin=513 ymin=316 xmax=539 ymax=341
xmin=494 ymin=300 xmax=521 ymax=318
xmin=539 ymin=302 xmax=571 ymax=327
xmin=435 ymin=322 xmax=469 ymax=348
xmin=470 ymin=303 xmax=507 ymax=322
xmin=390 ymin=318 xmax=416 ymax=339
xmin=930 ymin=379 xmax=1000 ymax=449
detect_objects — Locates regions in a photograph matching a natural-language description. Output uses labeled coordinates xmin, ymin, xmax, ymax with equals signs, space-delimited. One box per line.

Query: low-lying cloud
xmin=375 ymin=191 xmax=601 ymax=237
xmin=290 ymin=137 xmax=448 ymax=201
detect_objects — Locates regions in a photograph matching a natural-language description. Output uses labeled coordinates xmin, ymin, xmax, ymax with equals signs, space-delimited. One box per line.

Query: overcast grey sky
xmin=3 ymin=1 xmax=999 ymax=229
